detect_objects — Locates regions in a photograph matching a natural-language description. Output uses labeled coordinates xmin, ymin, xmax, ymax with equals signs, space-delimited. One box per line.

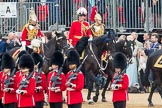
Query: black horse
xmin=144 ymin=50 xmax=162 ymax=107
xmin=86 ymin=37 xmax=133 ymax=103
xmin=8 ymin=31 xmax=69 ymax=74
xmin=42 ymin=31 xmax=69 ymax=74
xmin=63 ymin=31 xmax=133 ymax=104
xmin=98 ymin=38 xmax=133 ymax=103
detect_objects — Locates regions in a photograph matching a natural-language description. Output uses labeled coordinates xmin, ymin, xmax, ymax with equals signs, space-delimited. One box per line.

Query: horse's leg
xmin=101 ymin=76 xmax=111 ymax=102
xmin=148 ymin=82 xmax=157 ymax=107
xmin=86 ymin=78 xmax=94 ymax=104
xmin=93 ymin=83 xmax=100 ymax=102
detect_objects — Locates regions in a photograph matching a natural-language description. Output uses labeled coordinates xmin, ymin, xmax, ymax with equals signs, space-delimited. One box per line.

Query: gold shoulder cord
xmin=91 ymin=24 xmax=105 ymax=38
xmin=25 ymin=25 xmax=38 ymax=41
xmin=81 ymin=22 xmax=88 ymax=36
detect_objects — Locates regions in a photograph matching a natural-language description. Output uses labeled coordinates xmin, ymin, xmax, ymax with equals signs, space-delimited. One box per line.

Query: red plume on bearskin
xmin=90 ymin=6 xmax=97 ymax=22
xmin=1 ymin=53 xmax=15 ymax=70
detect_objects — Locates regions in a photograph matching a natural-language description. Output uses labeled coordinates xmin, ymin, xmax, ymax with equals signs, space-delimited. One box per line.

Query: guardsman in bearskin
xmin=65 ymin=50 xmax=84 ymax=108
xmin=31 ymin=52 xmax=46 ymax=108
xmin=1 ymin=53 xmax=17 ymax=108
xmin=16 ymin=54 xmax=36 ymax=108
xmin=90 ymin=13 xmax=105 ymax=38
xmin=15 ymin=51 xmax=29 ymax=79
xmin=111 ymin=52 xmax=129 ymax=108
xmin=68 ymin=7 xmax=92 ymax=47
xmin=21 ymin=7 xmax=45 ymax=50
xmin=47 ymin=51 xmax=66 ymax=108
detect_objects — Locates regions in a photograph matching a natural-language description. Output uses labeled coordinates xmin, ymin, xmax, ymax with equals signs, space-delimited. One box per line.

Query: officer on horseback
xmin=68 ymin=7 xmax=93 ymax=47
xmin=21 ymin=7 xmax=45 ymax=51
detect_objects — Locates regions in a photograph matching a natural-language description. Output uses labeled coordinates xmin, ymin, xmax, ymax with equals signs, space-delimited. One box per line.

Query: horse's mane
xmin=115 ymin=40 xmax=126 ymax=52
xmin=75 ymin=36 xmax=89 ymax=55
xmin=93 ymin=34 xmax=110 ymax=46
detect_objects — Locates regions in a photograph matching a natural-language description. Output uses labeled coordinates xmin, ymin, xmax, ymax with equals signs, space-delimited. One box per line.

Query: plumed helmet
xmin=19 ymin=54 xmax=34 ymax=73
xmin=51 ymin=51 xmax=64 ymax=67
xmin=67 ymin=50 xmax=80 ymax=66
xmin=28 ymin=7 xmax=38 ymax=23
xmin=113 ymin=52 xmax=127 ymax=71
xmin=94 ymin=13 xmax=102 ymax=20
xmin=31 ymin=52 xmax=43 ymax=69
xmin=77 ymin=7 xmax=87 ymax=16
xmin=1 ymin=53 xmax=15 ymax=70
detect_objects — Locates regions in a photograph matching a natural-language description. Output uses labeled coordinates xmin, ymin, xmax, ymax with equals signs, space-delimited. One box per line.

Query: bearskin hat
xmin=67 ymin=50 xmax=80 ymax=66
xmin=1 ymin=53 xmax=15 ymax=70
xmin=31 ymin=52 xmax=43 ymax=69
xmin=19 ymin=54 xmax=34 ymax=72
xmin=51 ymin=51 xmax=64 ymax=67
xmin=113 ymin=52 xmax=127 ymax=71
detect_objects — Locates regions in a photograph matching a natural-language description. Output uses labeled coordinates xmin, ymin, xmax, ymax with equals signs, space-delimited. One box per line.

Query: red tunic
xmin=1 ymin=73 xmax=17 ymax=104
xmin=0 ymin=72 xmax=4 ymax=100
xmin=17 ymin=74 xmax=36 ymax=107
xmin=66 ymin=71 xmax=84 ymax=105
xmin=47 ymin=71 xmax=66 ymax=103
xmin=33 ymin=72 xmax=46 ymax=102
xmin=21 ymin=24 xmax=43 ymax=46
xmin=112 ymin=73 xmax=129 ymax=102
xmin=68 ymin=20 xmax=92 ymax=46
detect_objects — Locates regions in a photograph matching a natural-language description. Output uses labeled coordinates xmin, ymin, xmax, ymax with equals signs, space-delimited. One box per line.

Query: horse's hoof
xmin=148 ymin=103 xmax=154 ymax=107
xmin=102 ymin=98 xmax=107 ymax=102
xmin=88 ymin=99 xmax=94 ymax=105
xmin=93 ymin=96 xmax=98 ymax=102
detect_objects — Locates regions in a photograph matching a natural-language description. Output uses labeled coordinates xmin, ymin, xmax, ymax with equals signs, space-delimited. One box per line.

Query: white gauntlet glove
xmin=21 ymin=41 xmax=26 ymax=50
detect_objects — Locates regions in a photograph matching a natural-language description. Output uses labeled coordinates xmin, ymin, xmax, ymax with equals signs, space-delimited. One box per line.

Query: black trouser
xmin=33 ymin=101 xmax=44 ymax=108
xmin=3 ymin=102 xmax=16 ymax=108
xmin=0 ymin=100 xmax=3 ymax=108
xmin=49 ymin=102 xmax=63 ymax=108
xmin=68 ymin=103 xmax=82 ymax=108
xmin=113 ymin=101 xmax=126 ymax=108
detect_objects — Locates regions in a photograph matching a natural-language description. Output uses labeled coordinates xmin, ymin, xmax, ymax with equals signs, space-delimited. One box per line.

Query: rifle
xmin=50 ymin=66 xmax=63 ymax=88
xmin=18 ymin=71 xmax=34 ymax=90
xmin=112 ymin=59 xmax=132 ymax=89
xmin=4 ymin=58 xmax=19 ymax=88
xmin=66 ymin=55 xmax=88 ymax=85
xmin=35 ymin=62 xmax=43 ymax=85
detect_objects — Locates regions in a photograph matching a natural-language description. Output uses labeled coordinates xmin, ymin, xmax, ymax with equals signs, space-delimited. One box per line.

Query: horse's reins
xmin=88 ymin=42 xmax=109 ymax=75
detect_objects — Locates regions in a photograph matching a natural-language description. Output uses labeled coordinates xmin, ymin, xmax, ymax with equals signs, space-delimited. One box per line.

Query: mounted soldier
xmin=21 ymin=7 xmax=45 ymax=51
xmin=90 ymin=13 xmax=105 ymax=38
xmin=68 ymin=7 xmax=93 ymax=47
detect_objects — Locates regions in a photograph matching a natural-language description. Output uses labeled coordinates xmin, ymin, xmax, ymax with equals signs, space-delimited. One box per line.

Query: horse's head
xmin=115 ymin=39 xmax=132 ymax=60
xmin=54 ymin=31 xmax=70 ymax=52
xmin=93 ymin=34 xmax=114 ymax=56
